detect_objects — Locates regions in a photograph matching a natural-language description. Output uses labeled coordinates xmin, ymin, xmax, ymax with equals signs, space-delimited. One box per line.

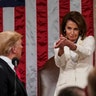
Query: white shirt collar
xmin=0 ymin=56 xmax=15 ymax=71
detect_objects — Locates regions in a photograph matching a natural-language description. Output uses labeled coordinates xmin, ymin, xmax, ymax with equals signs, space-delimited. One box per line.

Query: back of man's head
xmin=0 ymin=31 xmax=22 ymax=56
xmin=88 ymin=67 xmax=96 ymax=96
xmin=58 ymin=86 xmax=85 ymax=96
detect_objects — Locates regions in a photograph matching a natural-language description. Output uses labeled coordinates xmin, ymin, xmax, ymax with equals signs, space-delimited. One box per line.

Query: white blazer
xmin=54 ymin=36 xmax=95 ymax=96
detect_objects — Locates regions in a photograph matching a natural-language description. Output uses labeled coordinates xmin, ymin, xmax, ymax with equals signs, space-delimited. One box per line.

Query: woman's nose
xmin=71 ymin=29 xmax=74 ymax=34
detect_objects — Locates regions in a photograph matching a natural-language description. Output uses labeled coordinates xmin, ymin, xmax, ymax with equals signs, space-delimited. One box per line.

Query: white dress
xmin=54 ymin=36 xmax=95 ymax=96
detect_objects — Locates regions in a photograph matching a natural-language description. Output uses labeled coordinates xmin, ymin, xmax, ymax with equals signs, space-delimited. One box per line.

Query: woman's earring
xmin=63 ymin=30 xmax=66 ymax=36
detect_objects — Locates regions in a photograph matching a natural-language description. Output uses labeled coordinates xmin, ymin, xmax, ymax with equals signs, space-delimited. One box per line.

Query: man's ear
xmin=11 ymin=46 xmax=17 ymax=53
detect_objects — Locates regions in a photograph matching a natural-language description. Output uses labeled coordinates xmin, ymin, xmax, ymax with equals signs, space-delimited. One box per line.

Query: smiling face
xmin=65 ymin=20 xmax=80 ymax=42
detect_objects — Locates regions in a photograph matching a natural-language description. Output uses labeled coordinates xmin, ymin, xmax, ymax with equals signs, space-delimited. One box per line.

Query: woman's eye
xmin=74 ymin=28 xmax=79 ymax=30
xmin=74 ymin=28 xmax=79 ymax=32
xmin=67 ymin=27 xmax=71 ymax=30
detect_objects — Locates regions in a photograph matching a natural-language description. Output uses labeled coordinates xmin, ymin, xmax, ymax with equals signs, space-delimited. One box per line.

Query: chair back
xmin=38 ymin=56 xmax=59 ymax=96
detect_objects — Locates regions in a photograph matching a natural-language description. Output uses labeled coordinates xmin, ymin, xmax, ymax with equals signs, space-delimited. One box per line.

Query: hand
xmin=54 ymin=34 xmax=67 ymax=49
xmin=54 ymin=34 xmax=77 ymax=50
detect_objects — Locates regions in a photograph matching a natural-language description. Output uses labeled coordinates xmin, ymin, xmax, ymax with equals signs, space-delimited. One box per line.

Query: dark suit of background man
xmin=0 ymin=31 xmax=28 ymax=96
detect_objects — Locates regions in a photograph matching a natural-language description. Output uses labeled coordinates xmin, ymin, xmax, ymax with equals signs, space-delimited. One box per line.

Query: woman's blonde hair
xmin=0 ymin=31 xmax=22 ymax=56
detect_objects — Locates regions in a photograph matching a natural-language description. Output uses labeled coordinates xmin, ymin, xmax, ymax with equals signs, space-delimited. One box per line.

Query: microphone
xmin=12 ymin=57 xmax=19 ymax=96
xmin=12 ymin=57 xmax=19 ymax=67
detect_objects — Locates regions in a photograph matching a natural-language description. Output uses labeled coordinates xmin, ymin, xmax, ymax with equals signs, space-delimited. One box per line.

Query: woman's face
xmin=65 ymin=20 xmax=80 ymax=42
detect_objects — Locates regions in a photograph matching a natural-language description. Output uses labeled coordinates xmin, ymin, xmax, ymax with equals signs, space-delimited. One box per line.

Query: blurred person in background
xmin=58 ymin=86 xmax=86 ymax=96
xmin=88 ymin=67 xmax=96 ymax=96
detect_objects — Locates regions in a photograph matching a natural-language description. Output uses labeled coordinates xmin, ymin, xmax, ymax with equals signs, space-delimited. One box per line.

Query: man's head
xmin=0 ymin=31 xmax=23 ymax=60
xmin=88 ymin=67 xmax=96 ymax=96
xmin=58 ymin=86 xmax=86 ymax=96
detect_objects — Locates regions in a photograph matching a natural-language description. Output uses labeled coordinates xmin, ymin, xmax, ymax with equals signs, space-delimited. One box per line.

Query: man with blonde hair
xmin=0 ymin=31 xmax=28 ymax=96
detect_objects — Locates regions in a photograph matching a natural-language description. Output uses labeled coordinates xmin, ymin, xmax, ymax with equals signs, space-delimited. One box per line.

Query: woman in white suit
xmin=54 ymin=11 xmax=95 ymax=96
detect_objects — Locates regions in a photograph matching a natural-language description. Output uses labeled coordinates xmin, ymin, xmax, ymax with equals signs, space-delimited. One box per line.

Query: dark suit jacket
xmin=0 ymin=58 xmax=28 ymax=96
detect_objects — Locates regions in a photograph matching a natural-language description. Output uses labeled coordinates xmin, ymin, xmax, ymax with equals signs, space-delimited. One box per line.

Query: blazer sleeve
xmin=54 ymin=46 xmax=66 ymax=68
xmin=0 ymin=65 xmax=8 ymax=96
xmin=75 ymin=36 xmax=95 ymax=60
